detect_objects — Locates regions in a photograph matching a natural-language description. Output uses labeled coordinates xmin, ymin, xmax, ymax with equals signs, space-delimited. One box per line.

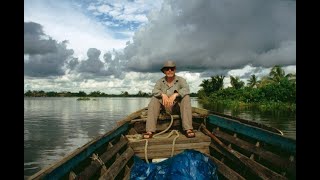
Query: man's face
xmin=163 ymin=67 xmax=176 ymax=78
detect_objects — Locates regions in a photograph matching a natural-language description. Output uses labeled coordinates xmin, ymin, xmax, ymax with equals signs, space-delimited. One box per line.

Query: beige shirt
xmin=152 ymin=75 xmax=190 ymax=98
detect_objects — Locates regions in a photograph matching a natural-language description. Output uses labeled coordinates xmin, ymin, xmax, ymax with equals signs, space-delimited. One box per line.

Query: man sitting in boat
xmin=143 ymin=60 xmax=195 ymax=139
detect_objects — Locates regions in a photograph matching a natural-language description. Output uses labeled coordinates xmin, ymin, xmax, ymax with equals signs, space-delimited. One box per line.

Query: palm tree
xmin=269 ymin=65 xmax=286 ymax=83
xmin=200 ymin=75 xmax=225 ymax=94
xmin=286 ymin=73 xmax=296 ymax=83
xmin=269 ymin=65 xmax=296 ymax=84
xmin=257 ymin=76 xmax=273 ymax=88
xmin=230 ymin=76 xmax=245 ymax=89
xmin=211 ymin=75 xmax=225 ymax=91
xmin=200 ymin=79 xmax=212 ymax=95
xmin=247 ymin=74 xmax=260 ymax=88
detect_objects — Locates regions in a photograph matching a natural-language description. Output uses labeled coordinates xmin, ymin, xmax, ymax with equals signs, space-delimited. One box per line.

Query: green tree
xmin=78 ymin=91 xmax=87 ymax=97
xmin=286 ymin=73 xmax=296 ymax=84
xmin=89 ymin=91 xmax=101 ymax=97
xmin=199 ymin=75 xmax=225 ymax=95
xmin=247 ymin=74 xmax=260 ymax=88
xmin=269 ymin=65 xmax=286 ymax=83
xmin=47 ymin=91 xmax=57 ymax=97
xmin=257 ymin=76 xmax=273 ymax=88
xmin=25 ymin=90 xmax=33 ymax=96
xmin=199 ymin=79 xmax=211 ymax=95
xmin=211 ymin=75 xmax=225 ymax=91
xmin=121 ymin=91 xmax=129 ymax=97
xmin=137 ymin=90 xmax=143 ymax=96
xmin=268 ymin=65 xmax=296 ymax=84
xmin=230 ymin=76 xmax=244 ymax=89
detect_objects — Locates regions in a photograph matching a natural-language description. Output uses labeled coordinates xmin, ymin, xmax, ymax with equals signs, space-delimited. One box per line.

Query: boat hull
xmin=28 ymin=107 xmax=296 ymax=180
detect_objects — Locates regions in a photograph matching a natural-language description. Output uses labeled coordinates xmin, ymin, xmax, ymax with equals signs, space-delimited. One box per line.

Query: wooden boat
xmin=28 ymin=107 xmax=296 ymax=180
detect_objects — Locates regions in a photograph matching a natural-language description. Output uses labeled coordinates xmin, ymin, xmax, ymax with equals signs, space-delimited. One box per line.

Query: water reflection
xmin=24 ymin=97 xmax=154 ymax=177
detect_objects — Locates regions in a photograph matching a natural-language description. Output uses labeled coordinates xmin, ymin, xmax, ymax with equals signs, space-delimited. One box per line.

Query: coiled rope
xmin=126 ymin=110 xmax=179 ymax=163
xmin=144 ymin=111 xmax=179 ymax=163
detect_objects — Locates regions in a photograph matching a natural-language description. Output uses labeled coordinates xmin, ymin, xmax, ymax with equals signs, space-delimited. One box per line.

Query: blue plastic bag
xmin=130 ymin=149 xmax=219 ymax=180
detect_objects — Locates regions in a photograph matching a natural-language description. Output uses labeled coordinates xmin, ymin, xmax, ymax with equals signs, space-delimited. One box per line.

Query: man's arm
xmin=152 ymin=80 xmax=163 ymax=98
xmin=175 ymin=78 xmax=190 ymax=98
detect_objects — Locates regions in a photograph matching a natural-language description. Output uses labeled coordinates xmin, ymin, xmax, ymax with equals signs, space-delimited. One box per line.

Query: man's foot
xmin=143 ymin=132 xmax=154 ymax=139
xmin=185 ymin=129 xmax=195 ymax=138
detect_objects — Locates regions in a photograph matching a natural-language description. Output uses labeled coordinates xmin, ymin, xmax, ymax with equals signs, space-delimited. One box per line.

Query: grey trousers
xmin=146 ymin=95 xmax=193 ymax=132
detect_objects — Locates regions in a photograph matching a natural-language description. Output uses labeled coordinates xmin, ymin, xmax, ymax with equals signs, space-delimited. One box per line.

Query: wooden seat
xmin=127 ymin=131 xmax=211 ymax=160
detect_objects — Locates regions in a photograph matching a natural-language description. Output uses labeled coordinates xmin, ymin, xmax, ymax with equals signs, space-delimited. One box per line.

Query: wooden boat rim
xmin=28 ymin=121 xmax=131 ymax=180
xmin=191 ymin=107 xmax=284 ymax=135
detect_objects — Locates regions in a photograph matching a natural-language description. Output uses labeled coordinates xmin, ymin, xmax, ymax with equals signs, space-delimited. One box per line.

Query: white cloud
xmin=24 ymin=0 xmax=295 ymax=94
xmin=228 ymin=65 xmax=256 ymax=77
xmin=24 ymin=0 xmax=129 ymax=60
xmin=176 ymin=72 xmax=203 ymax=93
xmin=124 ymin=0 xmax=296 ymax=72
xmin=96 ymin=4 xmax=112 ymax=13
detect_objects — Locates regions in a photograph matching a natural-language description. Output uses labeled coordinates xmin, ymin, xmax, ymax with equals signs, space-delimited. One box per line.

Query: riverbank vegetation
xmin=24 ymin=90 xmax=153 ymax=97
xmin=198 ymin=65 xmax=296 ymax=112
xmin=24 ymin=90 xmax=198 ymax=97
xmin=24 ymin=65 xmax=295 ymax=112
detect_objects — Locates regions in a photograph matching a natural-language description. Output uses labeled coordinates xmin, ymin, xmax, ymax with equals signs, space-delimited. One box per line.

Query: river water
xmin=24 ymin=97 xmax=296 ymax=177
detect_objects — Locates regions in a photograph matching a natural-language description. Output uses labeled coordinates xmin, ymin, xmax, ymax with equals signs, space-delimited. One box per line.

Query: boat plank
xmin=132 ymin=142 xmax=210 ymax=151
xmin=129 ymin=131 xmax=211 ymax=159
xmin=134 ymin=148 xmax=210 ymax=159
xmin=205 ymin=153 xmax=245 ymax=180
xmin=202 ymin=124 xmax=287 ymax=180
xmin=212 ymin=129 xmax=296 ymax=176
xmin=133 ymin=120 xmax=182 ymax=133
xmin=74 ymin=136 xmax=128 ymax=179
xmin=127 ymin=131 xmax=210 ymax=148
xmin=193 ymin=107 xmax=283 ymax=134
xmin=117 ymin=108 xmax=147 ymax=127
xmin=207 ymin=116 xmax=296 ymax=154
xmin=98 ymin=147 xmax=135 ymax=180
xmin=123 ymin=167 xmax=131 ymax=180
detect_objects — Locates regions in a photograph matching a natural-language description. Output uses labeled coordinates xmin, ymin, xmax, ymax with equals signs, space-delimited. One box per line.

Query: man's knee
xmin=148 ymin=97 xmax=161 ymax=108
xmin=181 ymin=95 xmax=191 ymax=103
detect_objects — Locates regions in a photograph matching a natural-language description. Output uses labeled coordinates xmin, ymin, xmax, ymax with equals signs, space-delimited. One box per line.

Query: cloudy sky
xmin=24 ymin=0 xmax=296 ymax=94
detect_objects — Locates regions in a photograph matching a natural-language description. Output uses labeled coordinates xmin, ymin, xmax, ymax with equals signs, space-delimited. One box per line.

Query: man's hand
xmin=161 ymin=94 xmax=170 ymax=108
xmin=162 ymin=93 xmax=179 ymax=109
xmin=168 ymin=93 xmax=178 ymax=103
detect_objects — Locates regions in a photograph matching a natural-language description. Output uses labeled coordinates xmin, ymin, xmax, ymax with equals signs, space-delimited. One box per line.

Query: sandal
xmin=143 ymin=132 xmax=154 ymax=139
xmin=185 ymin=129 xmax=196 ymax=138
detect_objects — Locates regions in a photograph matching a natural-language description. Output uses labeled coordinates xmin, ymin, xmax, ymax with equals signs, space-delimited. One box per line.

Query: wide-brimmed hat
xmin=161 ymin=60 xmax=176 ymax=73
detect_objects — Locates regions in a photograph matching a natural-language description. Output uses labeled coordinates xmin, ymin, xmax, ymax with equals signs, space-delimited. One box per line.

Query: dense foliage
xmin=198 ymin=65 xmax=296 ymax=112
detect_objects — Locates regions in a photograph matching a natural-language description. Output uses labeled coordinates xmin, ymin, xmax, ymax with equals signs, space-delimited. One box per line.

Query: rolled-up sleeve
xmin=152 ymin=80 xmax=163 ymax=98
xmin=175 ymin=77 xmax=190 ymax=98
